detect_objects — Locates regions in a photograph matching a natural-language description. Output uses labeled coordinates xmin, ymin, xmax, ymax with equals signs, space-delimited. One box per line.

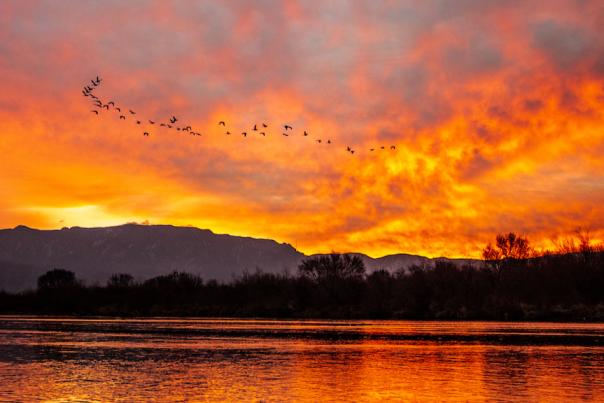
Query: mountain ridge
xmin=0 ymin=223 xmax=480 ymax=291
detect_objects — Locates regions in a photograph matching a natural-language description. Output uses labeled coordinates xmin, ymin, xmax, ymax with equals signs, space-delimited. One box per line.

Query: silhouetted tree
xmin=483 ymin=232 xmax=532 ymax=260
xmin=107 ymin=273 xmax=134 ymax=288
xmin=483 ymin=232 xmax=533 ymax=277
xmin=298 ymin=254 xmax=366 ymax=315
xmin=299 ymin=254 xmax=365 ymax=281
xmin=37 ymin=269 xmax=79 ymax=290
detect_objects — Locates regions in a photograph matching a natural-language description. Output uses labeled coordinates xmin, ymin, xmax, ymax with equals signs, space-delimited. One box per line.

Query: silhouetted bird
xmin=82 ymin=90 xmax=88 ymax=97
xmin=129 ymin=110 xmax=135 ymax=114
xmin=149 ymin=120 xmax=155 ymax=124
xmin=282 ymin=133 xmax=289 ymax=136
xmin=107 ymin=101 xmax=115 ymax=107
xmin=119 ymin=115 xmax=125 ymax=120
xmin=347 ymin=146 xmax=351 ymax=152
xmin=327 ymin=140 xmax=331 ymax=144
xmin=381 ymin=146 xmax=385 ymax=150
xmin=91 ymin=110 xmax=98 ymax=115
xmin=316 ymin=139 xmax=322 ymax=143
xmin=167 ymin=124 xmax=172 ymax=128
xmin=390 ymin=145 xmax=396 ymax=150
xmin=103 ymin=105 xmax=109 ymax=110
xmin=370 ymin=148 xmax=374 ymax=152
xmin=253 ymin=124 xmax=257 ymax=131
xmin=218 ymin=121 xmax=225 ymax=126
xmin=242 ymin=132 xmax=247 ymax=137
xmin=91 ymin=80 xmax=97 ymax=87
xmin=115 ymin=107 xmax=121 ymax=112
xmin=351 ymin=150 xmax=355 ymax=154
xmin=226 ymin=131 xmax=231 ymax=135
xmin=136 ymin=120 xmax=141 ymax=124
xmin=143 ymin=132 xmax=149 ymax=136
xmin=170 ymin=116 xmax=178 ymax=123
xmin=160 ymin=123 xmax=166 ymax=127
xmin=260 ymin=132 xmax=266 ymax=136
xmin=95 ymin=76 xmax=101 ymax=84
xmin=284 ymin=125 xmax=292 ymax=130
xmin=304 ymin=131 xmax=308 ymax=136
xmin=262 ymin=123 xmax=268 ymax=128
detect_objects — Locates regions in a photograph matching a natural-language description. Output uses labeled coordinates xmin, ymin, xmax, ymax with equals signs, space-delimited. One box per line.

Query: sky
xmin=1 ymin=0 xmax=603 ymax=258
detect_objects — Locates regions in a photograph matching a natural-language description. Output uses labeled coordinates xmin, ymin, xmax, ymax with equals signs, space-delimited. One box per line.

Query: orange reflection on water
xmin=0 ymin=318 xmax=603 ymax=401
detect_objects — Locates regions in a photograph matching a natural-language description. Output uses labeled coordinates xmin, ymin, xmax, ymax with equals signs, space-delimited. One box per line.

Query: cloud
xmin=531 ymin=19 xmax=594 ymax=71
xmin=1 ymin=0 xmax=604 ymax=257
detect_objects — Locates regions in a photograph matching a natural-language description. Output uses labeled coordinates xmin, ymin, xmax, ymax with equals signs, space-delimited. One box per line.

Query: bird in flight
xmin=81 ymin=76 xmax=401 ymax=157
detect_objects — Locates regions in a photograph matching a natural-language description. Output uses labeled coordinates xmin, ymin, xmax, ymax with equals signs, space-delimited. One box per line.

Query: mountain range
xmin=0 ymin=224 xmax=478 ymax=291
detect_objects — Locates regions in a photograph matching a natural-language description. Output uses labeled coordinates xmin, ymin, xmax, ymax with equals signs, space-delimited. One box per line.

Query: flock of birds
xmin=82 ymin=77 xmax=398 ymax=155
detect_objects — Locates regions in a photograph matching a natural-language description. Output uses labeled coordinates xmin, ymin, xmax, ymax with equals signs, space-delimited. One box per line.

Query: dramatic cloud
xmin=1 ymin=0 xmax=603 ymax=257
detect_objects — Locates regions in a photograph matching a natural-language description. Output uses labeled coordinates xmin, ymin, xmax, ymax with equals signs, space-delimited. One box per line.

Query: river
xmin=0 ymin=317 xmax=603 ymax=401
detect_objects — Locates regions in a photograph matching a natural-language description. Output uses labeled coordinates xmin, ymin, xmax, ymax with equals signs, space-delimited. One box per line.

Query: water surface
xmin=0 ymin=317 xmax=603 ymax=401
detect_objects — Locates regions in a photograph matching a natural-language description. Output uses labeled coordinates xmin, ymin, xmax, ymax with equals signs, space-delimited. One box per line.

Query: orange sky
xmin=1 ymin=1 xmax=603 ymax=258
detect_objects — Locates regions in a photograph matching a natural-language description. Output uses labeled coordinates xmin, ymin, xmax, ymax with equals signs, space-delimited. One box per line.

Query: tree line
xmin=0 ymin=233 xmax=603 ymax=320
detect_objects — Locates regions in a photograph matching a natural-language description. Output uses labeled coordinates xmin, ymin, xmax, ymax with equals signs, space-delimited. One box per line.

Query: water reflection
xmin=0 ymin=317 xmax=603 ymax=401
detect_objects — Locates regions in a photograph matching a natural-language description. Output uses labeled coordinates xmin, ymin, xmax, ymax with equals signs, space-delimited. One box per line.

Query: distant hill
xmin=0 ymin=224 xmax=479 ymax=291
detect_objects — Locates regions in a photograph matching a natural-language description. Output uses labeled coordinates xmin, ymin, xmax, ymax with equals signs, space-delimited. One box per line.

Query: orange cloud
xmin=1 ymin=1 xmax=603 ymax=258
